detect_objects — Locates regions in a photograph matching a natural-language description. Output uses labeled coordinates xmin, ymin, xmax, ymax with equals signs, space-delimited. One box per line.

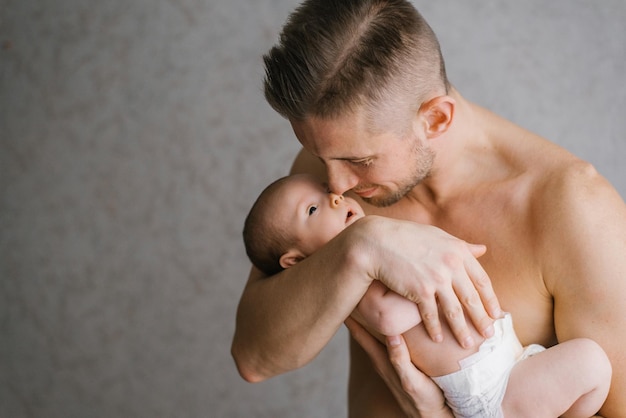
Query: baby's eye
xmin=308 ymin=205 xmax=318 ymax=216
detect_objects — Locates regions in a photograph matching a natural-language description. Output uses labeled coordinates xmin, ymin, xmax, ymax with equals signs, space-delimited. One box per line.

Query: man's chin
xmin=362 ymin=193 xmax=403 ymax=208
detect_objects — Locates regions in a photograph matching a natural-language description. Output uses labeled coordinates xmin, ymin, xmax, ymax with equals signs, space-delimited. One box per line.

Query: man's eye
xmin=308 ymin=205 xmax=318 ymax=216
xmin=352 ymin=158 xmax=373 ymax=167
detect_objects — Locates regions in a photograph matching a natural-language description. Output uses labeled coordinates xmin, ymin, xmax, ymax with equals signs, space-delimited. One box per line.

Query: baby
xmin=243 ymin=173 xmax=611 ymax=417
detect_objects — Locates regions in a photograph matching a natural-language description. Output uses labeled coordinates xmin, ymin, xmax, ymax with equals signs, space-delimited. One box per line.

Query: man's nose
xmin=327 ymin=163 xmax=358 ymax=196
xmin=329 ymin=193 xmax=344 ymax=208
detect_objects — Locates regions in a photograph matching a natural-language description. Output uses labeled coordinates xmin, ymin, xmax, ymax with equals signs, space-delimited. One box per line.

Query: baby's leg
xmin=502 ymin=338 xmax=611 ymax=418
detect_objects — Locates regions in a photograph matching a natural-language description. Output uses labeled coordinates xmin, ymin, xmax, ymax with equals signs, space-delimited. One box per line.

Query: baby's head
xmin=243 ymin=174 xmax=364 ymax=275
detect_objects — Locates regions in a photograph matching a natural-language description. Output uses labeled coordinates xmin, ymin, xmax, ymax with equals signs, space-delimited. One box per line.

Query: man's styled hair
xmin=263 ymin=0 xmax=449 ymax=128
xmin=243 ymin=176 xmax=296 ymax=276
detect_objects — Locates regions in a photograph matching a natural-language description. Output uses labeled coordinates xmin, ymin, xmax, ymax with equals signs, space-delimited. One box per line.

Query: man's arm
xmin=542 ymin=162 xmax=626 ymax=416
xmin=290 ymin=148 xmax=501 ymax=346
xmin=232 ymin=150 xmax=502 ymax=382
xmin=232 ymin=215 xmax=499 ymax=381
xmin=232 ymin=227 xmax=373 ymax=382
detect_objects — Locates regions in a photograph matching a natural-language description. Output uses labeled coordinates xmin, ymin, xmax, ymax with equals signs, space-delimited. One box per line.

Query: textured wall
xmin=1 ymin=1 xmax=624 ymax=417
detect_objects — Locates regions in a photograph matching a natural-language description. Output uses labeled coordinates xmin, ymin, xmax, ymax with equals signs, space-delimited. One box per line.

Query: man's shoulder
xmin=531 ymin=156 xmax=626 ymax=250
xmin=536 ymin=158 xmax=609 ymax=206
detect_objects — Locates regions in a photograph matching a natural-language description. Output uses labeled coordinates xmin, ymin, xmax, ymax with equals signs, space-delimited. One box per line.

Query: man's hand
xmin=345 ymin=318 xmax=453 ymax=418
xmin=357 ymin=216 xmax=501 ymax=348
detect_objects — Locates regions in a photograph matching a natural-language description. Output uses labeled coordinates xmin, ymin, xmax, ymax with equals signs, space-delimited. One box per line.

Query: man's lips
xmin=354 ymin=187 xmax=377 ymax=198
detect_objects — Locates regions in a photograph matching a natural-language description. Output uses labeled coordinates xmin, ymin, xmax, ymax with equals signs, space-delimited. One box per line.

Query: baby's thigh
xmin=502 ymin=339 xmax=608 ymax=418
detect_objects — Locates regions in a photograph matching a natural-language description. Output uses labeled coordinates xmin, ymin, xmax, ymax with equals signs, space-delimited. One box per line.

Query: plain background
xmin=1 ymin=1 xmax=625 ymax=417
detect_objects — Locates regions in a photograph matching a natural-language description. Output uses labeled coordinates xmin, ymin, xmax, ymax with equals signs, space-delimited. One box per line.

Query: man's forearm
xmin=232 ymin=227 xmax=373 ymax=382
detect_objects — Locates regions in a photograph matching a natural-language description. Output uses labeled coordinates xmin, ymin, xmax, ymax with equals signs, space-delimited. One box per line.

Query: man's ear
xmin=279 ymin=249 xmax=306 ymax=269
xmin=417 ymin=95 xmax=455 ymax=138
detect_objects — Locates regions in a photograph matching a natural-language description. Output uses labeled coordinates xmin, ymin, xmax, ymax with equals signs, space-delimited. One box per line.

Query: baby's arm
xmin=355 ymin=280 xmax=423 ymax=336
xmin=502 ymin=338 xmax=611 ymax=417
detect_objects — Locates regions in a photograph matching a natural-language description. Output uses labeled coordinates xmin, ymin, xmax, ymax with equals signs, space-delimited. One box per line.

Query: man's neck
xmin=408 ymin=90 xmax=500 ymax=209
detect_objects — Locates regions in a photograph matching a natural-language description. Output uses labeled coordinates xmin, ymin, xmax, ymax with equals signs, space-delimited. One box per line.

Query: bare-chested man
xmin=231 ymin=0 xmax=626 ymax=416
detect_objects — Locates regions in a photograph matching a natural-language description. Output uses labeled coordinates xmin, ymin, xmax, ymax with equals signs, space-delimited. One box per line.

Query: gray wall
xmin=1 ymin=1 xmax=624 ymax=417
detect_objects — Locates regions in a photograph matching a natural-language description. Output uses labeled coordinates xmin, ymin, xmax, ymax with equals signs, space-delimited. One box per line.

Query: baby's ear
xmin=279 ymin=249 xmax=306 ymax=269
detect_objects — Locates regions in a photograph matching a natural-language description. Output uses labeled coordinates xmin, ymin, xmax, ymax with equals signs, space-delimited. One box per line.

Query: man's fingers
xmin=473 ymin=272 xmax=502 ymax=322
xmin=348 ymin=318 xmax=450 ymax=417
xmin=386 ymin=335 xmax=444 ymax=406
xmin=462 ymin=248 xmax=502 ymax=334
xmin=467 ymin=243 xmax=487 ymax=258
xmin=415 ymin=298 xmax=443 ymax=344
xmin=436 ymin=291 xmax=475 ymax=349
xmin=386 ymin=335 xmax=422 ymax=393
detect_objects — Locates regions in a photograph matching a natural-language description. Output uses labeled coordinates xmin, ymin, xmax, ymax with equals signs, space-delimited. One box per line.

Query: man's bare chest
xmin=370 ymin=190 xmax=557 ymax=346
xmin=440 ymin=199 xmax=557 ymax=346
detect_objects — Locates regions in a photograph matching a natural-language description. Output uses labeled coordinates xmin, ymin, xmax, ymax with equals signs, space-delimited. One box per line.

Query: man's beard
xmin=361 ymin=143 xmax=435 ymax=208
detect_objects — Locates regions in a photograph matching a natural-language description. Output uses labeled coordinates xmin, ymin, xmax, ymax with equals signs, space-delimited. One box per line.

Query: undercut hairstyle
xmin=263 ymin=0 xmax=449 ymax=133
xmin=243 ymin=176 xmax=297 ymax=276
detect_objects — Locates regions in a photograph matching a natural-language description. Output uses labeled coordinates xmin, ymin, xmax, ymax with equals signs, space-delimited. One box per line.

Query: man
xmin=232 ymin=0 xmax=626 ymax=416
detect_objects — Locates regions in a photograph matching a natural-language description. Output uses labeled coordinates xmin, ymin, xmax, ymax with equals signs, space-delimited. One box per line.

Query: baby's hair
xmin=243 ymin=176 xmax=298 ymax=276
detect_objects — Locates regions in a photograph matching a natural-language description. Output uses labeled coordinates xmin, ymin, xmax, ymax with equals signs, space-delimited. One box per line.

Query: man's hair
xmin=263 ymin=0 xmax=449 ymax=130
xmin=243 ymin=176 xmax=297 ymax=276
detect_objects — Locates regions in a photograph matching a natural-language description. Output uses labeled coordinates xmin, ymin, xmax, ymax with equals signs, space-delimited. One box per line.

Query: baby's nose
xmin=329 ymin=193 xmax=344 ymax=208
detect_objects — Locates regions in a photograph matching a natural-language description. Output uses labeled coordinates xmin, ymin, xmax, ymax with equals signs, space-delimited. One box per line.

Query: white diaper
xmin=431 ymin=313 xmax=545 ymax=418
